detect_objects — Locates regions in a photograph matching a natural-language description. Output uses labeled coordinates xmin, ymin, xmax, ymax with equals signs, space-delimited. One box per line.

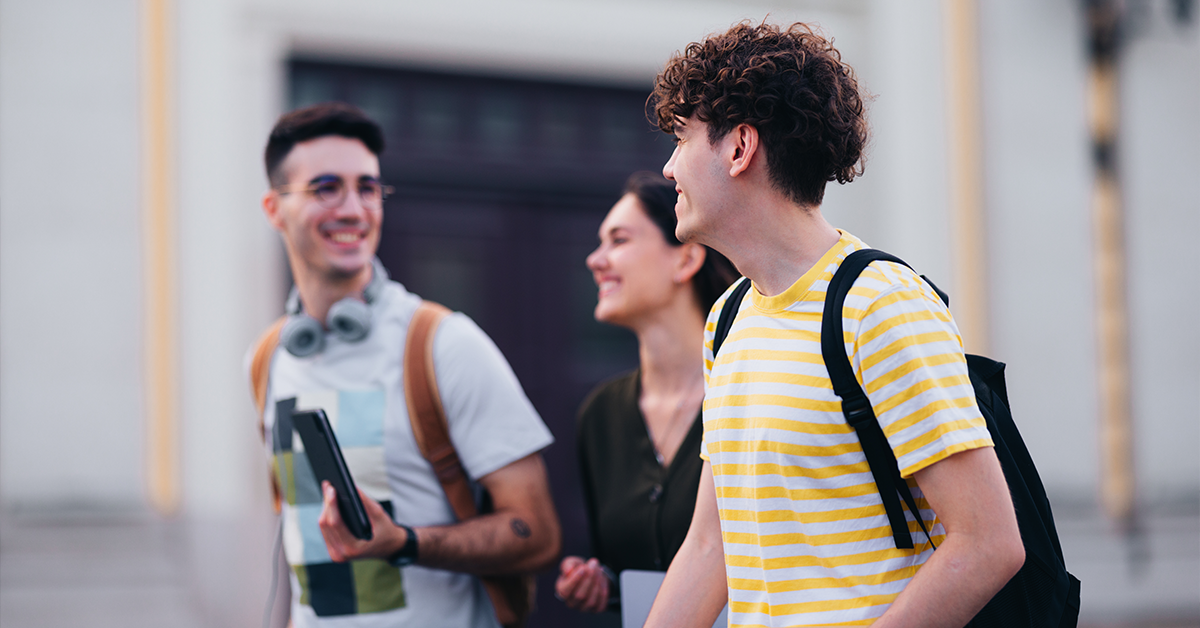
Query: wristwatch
xmin=387 ymin=524 xmax=418 ymax=567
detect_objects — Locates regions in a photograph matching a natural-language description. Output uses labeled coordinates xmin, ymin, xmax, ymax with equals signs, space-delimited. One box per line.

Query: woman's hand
xmin=555 ymin=556 xmax=611 ymax=613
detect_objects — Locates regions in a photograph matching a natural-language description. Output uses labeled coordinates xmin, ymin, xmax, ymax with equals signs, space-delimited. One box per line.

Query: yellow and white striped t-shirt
xmin=701 ymin=231 xmax=993 ymax=627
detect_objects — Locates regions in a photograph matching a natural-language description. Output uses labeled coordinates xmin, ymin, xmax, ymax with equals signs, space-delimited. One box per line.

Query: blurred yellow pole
xmin=1086 ymin=0 xmax=1135 ymax=526
xmin=943 ymin=0 xmax=990 ymax=355
xmin=141 ymin=0 xmax=179 ymax=516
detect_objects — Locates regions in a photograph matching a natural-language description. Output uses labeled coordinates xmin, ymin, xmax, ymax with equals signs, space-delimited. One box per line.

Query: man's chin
xmin=323 ymin=255 xmax=374 ymax=282
xmin=674 ymin=221 xmax=701 ymax=245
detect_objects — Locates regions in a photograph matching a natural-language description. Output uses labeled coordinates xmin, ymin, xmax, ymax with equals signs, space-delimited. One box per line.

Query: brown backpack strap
xmin=252 ymin=318 xmax=287 ymax=427
xmin=404 ymin=302 xmax=478 ymax=520
xmin=251 ymin=317 xmax=287 ymax=514
xmin=403 ymin=301 xmax=522 ymax=626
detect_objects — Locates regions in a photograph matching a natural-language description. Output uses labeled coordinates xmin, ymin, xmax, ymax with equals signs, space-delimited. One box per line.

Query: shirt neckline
xmin=631 ymin=368 xmax=704 ymax=475
xmin=749 ymin=230 xmax=861 ymax=313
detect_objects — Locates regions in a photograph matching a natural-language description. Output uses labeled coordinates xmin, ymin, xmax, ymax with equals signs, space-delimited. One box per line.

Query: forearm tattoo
xmin=510 ymin=518 xmax=532 ymax=539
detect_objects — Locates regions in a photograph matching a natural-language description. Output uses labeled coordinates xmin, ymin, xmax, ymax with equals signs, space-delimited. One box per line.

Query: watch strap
xmin=387 ymin=524 xmax=418 ymax=567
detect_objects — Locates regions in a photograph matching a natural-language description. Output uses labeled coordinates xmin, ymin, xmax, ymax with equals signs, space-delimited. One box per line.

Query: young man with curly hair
xmin=643 ymin=23 xmax=1024 ymax=628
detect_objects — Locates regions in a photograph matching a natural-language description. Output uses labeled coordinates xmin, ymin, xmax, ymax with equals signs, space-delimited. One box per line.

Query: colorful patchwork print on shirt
xmin=271 ymin=389 xmax=406 ymax=617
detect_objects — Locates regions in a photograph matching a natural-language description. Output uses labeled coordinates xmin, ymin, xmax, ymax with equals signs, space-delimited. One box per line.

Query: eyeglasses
xmin=274 ymin=176 xmax=394 ymax=209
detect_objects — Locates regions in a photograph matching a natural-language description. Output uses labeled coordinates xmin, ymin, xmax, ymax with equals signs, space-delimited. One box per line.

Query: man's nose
xmin=663 ymin=146 xmax=679 ymax=181
xmin=333 ymin=188 xmax=367 ymax=217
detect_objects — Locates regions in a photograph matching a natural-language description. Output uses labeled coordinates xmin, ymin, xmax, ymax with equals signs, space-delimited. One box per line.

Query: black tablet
xmin=292 ymin=409 xmax=374 ymax=541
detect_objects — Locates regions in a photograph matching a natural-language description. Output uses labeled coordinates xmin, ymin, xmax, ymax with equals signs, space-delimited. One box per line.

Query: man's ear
xmin=262 ymin=190 xmax=285 ymax=232
xmin=727 ymin=124 xmax=760 ymax=178
xmin=674 ymin=242 xmax=707 ymax=284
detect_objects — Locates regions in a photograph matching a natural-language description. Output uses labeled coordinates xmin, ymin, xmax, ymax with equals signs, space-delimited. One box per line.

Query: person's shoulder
xmin=377 ymin=283 xmax=487 ymax=349
xmin=244 ymin=316 xmax=287 ymax=377
xmin=246 ymin=316 xmax=286 ymax=354
xmin=424 ymin=308 xmax=522 ymax=390
xmin=584 ymin=369 xmax=638 ymax=402
xmin=845 ymin=255 xmax=963 ymax=364
xmin=709 ymin=277 xmax=749 ymax=320
xmin=849 ymin=257 xmax=948 ymax=317
xmin=376 ymin=280 xmax=423 ymax=322
xmin=578 ymin=370 xmax=638 ymax=425
xmin=430 ymin=308 xmax=492 ymax=351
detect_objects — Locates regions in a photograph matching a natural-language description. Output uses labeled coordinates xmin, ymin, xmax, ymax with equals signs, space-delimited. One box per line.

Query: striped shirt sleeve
xmin=699 ymin=282 xmax=740 ymax=462
xmin=849 ymin=262 xmax=993 ymax=477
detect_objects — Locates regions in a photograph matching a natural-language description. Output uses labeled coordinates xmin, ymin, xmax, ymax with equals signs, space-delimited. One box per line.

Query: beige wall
xmin=0 ymin=0 xmax=146 ymax=509
xmin=1119 ymin=4 xmax=1200 ymax=505
xmin=979 ymin=0 xmax=1200 ymax=505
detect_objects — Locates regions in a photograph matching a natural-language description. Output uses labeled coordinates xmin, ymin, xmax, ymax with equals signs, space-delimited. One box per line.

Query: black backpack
xmin=711 ymin=249 xmax=1081 ymax=628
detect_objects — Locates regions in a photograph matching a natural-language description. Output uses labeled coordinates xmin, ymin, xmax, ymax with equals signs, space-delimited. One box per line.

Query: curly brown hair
xmin=652 ymin=21 xmax=867 ymax=206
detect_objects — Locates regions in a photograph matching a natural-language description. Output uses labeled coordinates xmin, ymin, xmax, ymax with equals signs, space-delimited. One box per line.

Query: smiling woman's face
xmin=585 ymin=194 xmax=684 ymax=328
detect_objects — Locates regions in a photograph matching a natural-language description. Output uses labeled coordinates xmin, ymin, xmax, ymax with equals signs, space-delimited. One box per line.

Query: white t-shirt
xmin=257 ymin=280 xmax=554 ymax=628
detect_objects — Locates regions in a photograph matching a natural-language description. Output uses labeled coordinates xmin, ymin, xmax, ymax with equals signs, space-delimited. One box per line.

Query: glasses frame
xmin=274 ymin=176 xmax=395 ymax=210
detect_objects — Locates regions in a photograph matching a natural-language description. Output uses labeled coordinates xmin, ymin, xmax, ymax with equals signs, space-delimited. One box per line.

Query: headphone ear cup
xmin=328 ymin=298 xmax=371 ymax=343
xmin=280 ymin=314 xmax=325 ymax=357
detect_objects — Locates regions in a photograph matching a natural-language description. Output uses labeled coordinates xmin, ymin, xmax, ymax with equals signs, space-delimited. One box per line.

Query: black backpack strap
xmin=712 ymin=277 xmax=752 ymax=358
xmin=822 ymin=249 xmax=934 ymax=551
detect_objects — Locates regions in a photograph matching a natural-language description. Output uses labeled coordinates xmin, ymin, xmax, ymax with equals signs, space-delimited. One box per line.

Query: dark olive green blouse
xmin=576 ymin=370 xmax=705 ymax=575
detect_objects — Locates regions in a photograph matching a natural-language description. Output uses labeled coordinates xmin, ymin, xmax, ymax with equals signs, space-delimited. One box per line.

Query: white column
xmin=0 ymin=0 xmax=146 ymax=511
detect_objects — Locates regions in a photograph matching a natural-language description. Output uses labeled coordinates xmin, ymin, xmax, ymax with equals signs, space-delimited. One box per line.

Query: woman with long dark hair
xmin=555 ymin=172 xmax=738 ymax=614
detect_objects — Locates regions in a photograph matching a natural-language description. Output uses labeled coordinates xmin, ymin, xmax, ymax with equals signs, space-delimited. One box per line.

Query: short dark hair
xmin=264 ymin=102 xmax=386 ymax=186
xmin=624 ymin=171 xmax=739 ymax=313
xmin=652 ymin=21 xmax=867 ymax=206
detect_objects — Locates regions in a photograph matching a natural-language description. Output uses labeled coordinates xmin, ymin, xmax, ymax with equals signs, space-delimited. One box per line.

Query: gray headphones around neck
xmin=280 ymin=258 xmax=389 ymax=357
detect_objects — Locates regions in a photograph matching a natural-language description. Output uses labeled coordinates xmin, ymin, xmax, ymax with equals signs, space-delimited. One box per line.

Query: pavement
xmin=1061 ymin=508 xmax=1200 ymax=628
xmin=0 ymin=509 xmax=208 ymax=627
xmin=1 ymin=506 xmax=1196 ymax=627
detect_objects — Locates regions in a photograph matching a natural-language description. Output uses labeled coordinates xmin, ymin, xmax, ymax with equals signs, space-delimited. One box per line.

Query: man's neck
xmin=714 ymin=194 xmax=841 ymax=297
xmin=291 ymin=261 xmax=373 ymax=324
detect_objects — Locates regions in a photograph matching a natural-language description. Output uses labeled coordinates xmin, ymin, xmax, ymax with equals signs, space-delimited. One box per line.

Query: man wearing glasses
xmin=252 ymin=103 xmax=560 ymax=628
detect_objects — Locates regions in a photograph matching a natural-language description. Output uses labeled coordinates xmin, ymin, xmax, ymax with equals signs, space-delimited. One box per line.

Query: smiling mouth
xmin=328 ymin=232 xmax=362 ymax=244
xmin=321 ymin=222 xmax=369 ymax=247
xmin=597 ymin=279 xmax=619 ymax=298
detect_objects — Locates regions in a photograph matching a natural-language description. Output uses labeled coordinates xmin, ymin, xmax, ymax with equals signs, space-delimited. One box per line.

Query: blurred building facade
xmin=1 ymin=0 xmax=1196 ymax=626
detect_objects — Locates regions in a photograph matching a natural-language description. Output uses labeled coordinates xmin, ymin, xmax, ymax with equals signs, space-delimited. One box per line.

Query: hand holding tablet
xmin=292 ymin=409 xmax=374 ymax=541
